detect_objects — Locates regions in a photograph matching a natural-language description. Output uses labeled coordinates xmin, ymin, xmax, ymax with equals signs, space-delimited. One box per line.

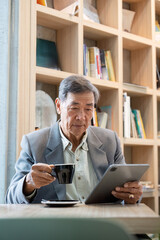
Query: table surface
xmin=0 ymin=203 xmax=160 ymax=234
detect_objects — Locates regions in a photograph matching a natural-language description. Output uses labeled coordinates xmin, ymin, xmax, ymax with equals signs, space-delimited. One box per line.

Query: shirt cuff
xmin=25 ymin=189 xmax=37 ymax=201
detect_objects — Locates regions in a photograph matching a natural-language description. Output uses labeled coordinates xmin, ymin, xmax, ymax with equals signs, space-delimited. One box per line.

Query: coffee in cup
xmin=51 ymin=163 xmax=75 ymax=184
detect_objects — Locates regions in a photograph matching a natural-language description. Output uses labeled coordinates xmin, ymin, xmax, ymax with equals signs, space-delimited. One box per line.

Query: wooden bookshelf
xmin=18 ymin=0 xmax=160 ymax=214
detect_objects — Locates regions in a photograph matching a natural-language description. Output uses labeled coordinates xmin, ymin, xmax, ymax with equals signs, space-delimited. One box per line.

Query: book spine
xmin=132 ymin=110 xmax=142 ymax=138
xmin=105 ymin=50 xmax=116 ymax=82
xmin=93 ymin=108 xmax=98 ymax=127
xmin=137 ymin=110 xmax=146 ymax=139
xmin=130 ymin=111 xmax=138 ymax=138
xmin=89 ymin=47 xmax=97 ymax=78
xmin=123 ymin=93 xmax=131 ymax=138
xmin=95 ymin=47 xmax=101 ymax=79
xmin=100 ymin=49 xmax=109 ymax=80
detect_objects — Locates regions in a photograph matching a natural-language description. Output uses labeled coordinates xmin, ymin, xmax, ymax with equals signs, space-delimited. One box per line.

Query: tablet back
xmin=85 ymin=164 xmax=149 ymax=204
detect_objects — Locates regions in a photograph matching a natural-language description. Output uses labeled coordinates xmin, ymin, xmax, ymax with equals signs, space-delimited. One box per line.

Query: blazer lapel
xmin=44 ymin=122 xmax=66 ymax=200
xmin=87 ymin=127 xmax=109 ymax=181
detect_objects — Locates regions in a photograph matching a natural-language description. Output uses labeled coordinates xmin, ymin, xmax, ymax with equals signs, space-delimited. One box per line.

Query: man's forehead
xmin=65 ymin=92 xmax=94 ymax=104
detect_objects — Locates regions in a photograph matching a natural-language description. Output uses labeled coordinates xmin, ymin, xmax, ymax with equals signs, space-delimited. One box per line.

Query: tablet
xmin=85 ymin=164 xmax=149 ymax=204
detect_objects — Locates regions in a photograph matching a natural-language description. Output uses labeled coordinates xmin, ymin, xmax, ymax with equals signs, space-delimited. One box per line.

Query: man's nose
xmin=76 ymin=109 xmax=86 ymax=120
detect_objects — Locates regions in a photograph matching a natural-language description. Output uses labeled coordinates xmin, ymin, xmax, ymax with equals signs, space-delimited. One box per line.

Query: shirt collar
xmin=59 ymin=123 xmax=88 ymax=151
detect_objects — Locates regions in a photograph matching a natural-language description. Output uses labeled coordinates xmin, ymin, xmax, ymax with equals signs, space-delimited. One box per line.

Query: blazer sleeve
xmin=114 ymin=131 xmax=125 ymax=164
xmin=5 ymin=135 xmax=35 ymax=204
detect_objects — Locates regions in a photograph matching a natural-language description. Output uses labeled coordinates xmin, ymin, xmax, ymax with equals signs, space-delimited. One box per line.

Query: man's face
xmin=55 ymin=91 xmax=94 ymax=141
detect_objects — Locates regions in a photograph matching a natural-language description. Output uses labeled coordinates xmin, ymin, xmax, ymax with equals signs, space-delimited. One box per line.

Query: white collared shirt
xmin=59 ymin=125 xmax=98 ymax=202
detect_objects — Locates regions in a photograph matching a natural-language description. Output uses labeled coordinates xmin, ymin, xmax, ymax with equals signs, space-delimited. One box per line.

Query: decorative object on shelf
xmin=122 ymin=9 xmax=135 ymax=32
xmin=37 ymin=0 xmax=47 ymax=6
xmin=36 ymin=90 xmax=57 ymax=129
xmin=36 ymin=38 xmax=60 ymax=69
xmin=83 ymin=0 xmax=100 ymax=23
xmin=60 ymin=1 xmax=79 ymax=16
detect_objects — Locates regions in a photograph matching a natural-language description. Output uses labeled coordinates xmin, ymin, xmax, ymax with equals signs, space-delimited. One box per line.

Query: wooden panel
xmin=130 ymin=0 xmax=152 ymax=39
xmin=131 ymin=47 xmax=152 ymax=88
xmin=57 ymin=24 xmax=79 ymax=73
xmin=37 ymin=4 xmax=79 ymax=30
xmin=97 ymin=0 xmax=118 ymax=28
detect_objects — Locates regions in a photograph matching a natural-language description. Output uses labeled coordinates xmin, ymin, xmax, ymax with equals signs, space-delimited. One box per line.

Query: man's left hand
xmin=111 ymin=181 xmax=143 ymax=204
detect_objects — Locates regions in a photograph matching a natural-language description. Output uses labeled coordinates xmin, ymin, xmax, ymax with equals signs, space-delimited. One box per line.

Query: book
xmin=99 ymin=105 xmax=113 ymax=130
xmin=156 ymin=65 xmax=160 ymax=89
xmin=88 ymin=47 xmax=100 ymax=79
xmin=100 ymin=49 xmax=109 ymax=81
xmin=123 ymin=92 xmax=131 ymax=138
xmin=37 ymin=0 xmax=47 ymax=6
xmin=93 ymin=107 xmax=98 ymax=127
xmin=97 ymin=112 xmax=108 ymax=129
xmin=132 ymin=109 xmax=142 ymax=138
xmin=137 ymin=110 xmax=146 ymax=139
xmin=130 ymin=111 xmax=138 ymax=138
xmin=105 ymin=50 xmax=116 ymax=82
xmin=36 ymin=39 xmax=60 ymax=69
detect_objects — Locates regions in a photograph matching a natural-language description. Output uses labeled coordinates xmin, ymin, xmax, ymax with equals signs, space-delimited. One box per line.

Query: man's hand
xmin=23 ymin=163 xmax=56 ymax=196
xmin=111 ymin=181 xmax=143 ymax=204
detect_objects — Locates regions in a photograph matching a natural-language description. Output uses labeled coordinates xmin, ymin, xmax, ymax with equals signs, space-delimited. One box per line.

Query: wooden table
xmin=0 ymin=203 xmax=159 ymax=234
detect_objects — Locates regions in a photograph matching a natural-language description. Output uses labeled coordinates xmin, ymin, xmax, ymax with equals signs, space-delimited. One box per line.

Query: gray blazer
xmin=5 ymin=122 xmax=125 ymax=204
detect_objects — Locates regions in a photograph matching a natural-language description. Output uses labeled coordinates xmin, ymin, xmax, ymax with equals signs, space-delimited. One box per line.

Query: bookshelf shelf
xmin=36 ymin=67 xmax=72 ymax=84
xmin=83 ymin=20 xmax=118 ymax=40
xmin=123 ymin=86 xmax=153 ymax=96
xmin=123 ymin=138 xmax=154 ymax=146
xmin=122 ymin=33 xmax=152 ymax=50
xmin=143 ymin=191 xmax=155 ymax=198
xmin=37 ymin=4 xmax=79 ymax=30
xmin=18 ymin=0 xmax=159 ymax=214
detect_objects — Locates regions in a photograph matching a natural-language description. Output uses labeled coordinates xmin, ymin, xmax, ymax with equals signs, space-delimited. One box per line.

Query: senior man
xmin=5 ymin=75 xmax=142 ymax=204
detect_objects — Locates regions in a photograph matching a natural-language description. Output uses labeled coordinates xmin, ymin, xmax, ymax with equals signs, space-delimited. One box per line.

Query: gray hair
xmin=58 ymin=75 xmax=100 ymax=104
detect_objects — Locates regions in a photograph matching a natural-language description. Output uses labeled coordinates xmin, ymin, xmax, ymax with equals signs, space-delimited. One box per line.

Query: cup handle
xmin=50 ymin=168 xmax=56 ymax=178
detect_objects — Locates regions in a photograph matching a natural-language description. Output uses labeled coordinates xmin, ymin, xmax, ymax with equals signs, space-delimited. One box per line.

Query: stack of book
xmin=123 ymin=92 xmax=146 ymax=138
xmin=83 ymin=45 xmax=116 ymax=82
xmin=140 ymin=181 xmax=154 ymax=193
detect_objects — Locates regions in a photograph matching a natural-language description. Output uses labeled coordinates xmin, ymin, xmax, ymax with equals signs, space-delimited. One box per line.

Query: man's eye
xmin=71 ymin=107 xmax=78 ymax=110
xmin=86 ymin=109 xmax=92 ymax=111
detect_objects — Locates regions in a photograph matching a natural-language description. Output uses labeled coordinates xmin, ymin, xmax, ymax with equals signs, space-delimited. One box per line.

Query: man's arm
xmin=5 ymin=135 xmax=55 ymax=204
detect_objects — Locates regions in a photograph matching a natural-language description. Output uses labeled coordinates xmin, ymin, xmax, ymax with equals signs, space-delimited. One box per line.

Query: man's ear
xmin=55 ymin=98 xmax=61 ymax=114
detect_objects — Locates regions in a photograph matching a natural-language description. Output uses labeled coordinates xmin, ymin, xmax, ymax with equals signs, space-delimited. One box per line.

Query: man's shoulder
xmin=88 ymin=126 xmax=115 ymax=137
xmin=26 ymin=126 xmax=51 ymax=140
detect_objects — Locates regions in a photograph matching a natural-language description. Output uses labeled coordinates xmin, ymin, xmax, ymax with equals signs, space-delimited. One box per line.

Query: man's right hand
xmin=23 ymin=163 xmax=56 ymax=196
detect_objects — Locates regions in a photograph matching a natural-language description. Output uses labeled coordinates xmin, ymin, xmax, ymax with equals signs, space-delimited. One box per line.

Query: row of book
xmin=123 ymin=92 xmax=146 ymax=139
xmin=83 ymin=45 xmax=116 ymax=81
